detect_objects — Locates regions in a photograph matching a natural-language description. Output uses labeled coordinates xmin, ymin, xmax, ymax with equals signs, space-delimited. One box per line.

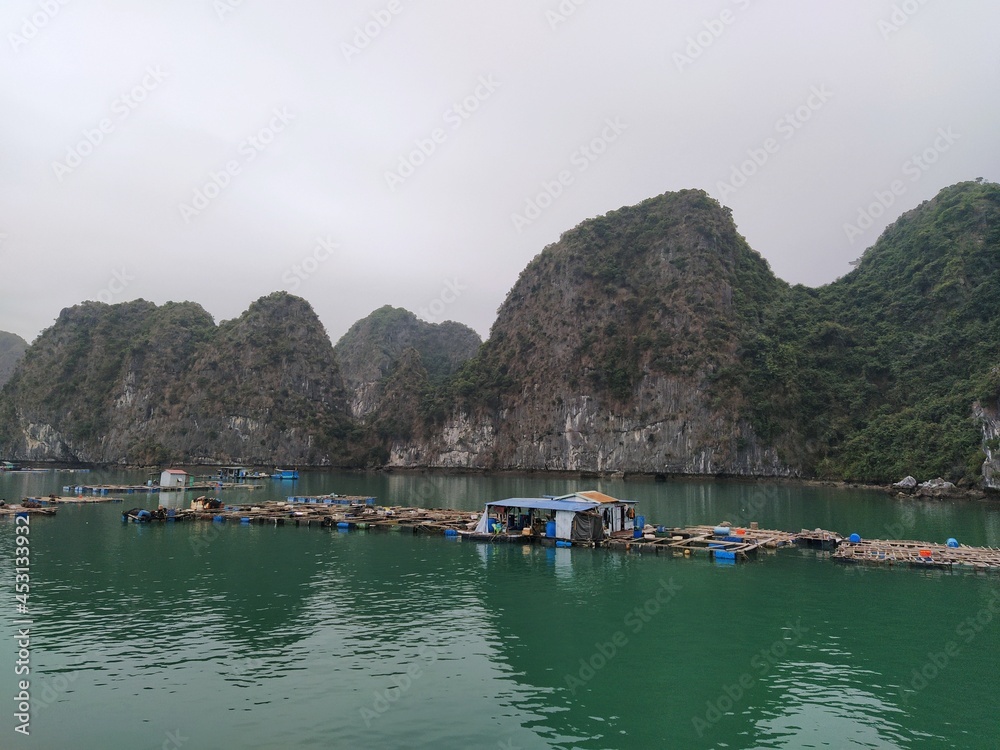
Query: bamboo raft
xmin=31 ymin=495 xmax=121 ymax=504
xmin=0 ymin=504 xmax=57 ymax=516
xmin=108 ymin=496 xmax=1000 ymax=573
xmin=833 ymin=538 xmax=1000 ymax=571
xmin=604 ymin=524 xmax=805 ymax=560
xmin=64 ymin=482 xmax=262 ymax=495
xmin=187 ymin=500 xmax=478 ymax=533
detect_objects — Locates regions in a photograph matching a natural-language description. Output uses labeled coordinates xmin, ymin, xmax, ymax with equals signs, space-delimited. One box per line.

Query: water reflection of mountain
xmin=33 ymin=504 xmax=319 ymax=652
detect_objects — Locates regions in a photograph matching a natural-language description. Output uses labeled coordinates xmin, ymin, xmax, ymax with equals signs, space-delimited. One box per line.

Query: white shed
xmin=159 ymin=469 xmax=189 ymax=489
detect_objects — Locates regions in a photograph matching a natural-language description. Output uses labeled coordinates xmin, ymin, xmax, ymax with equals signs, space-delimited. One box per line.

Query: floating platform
xmin=603 ymin=524 xmax=805 ymax=560
xmin=833 ymin=538 xmax=1000 ymax=571
xmin=286 ymin=494 xmax=376 ymax=506
xmin=29 ymin=495 xmax=121 ymax=504
xmin=180 ymin=499 xmax=477 ymax=533
xmin=63 ymin=482 xmax=262 ymax=495
xmin=0 ymin=504 xmax=57 ymax=516
xmin=107 ymin=496 xmax=1000 ymax=575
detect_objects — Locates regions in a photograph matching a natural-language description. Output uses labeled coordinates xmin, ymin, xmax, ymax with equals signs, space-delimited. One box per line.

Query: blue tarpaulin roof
xmin=485 ymin=498 xmax=598 ymax=513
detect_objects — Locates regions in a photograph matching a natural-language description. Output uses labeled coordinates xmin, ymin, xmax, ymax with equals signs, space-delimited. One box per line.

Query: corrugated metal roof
xmin=557 ymin=490 xmax=635 ymax=505
xmin=485 ymin=498 xmax=598 ymax=513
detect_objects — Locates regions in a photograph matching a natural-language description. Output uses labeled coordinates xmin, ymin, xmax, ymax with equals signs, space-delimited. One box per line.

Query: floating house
xmin=555 ymin=491 xmax=638 ymax=535
xmin=271 ymin=469 xmax=299 ymax=480
xmin=472 ymin=491 xmax=637 ymax=542
xmin=159 ymin=469 xmax=190 ymax=489
xmin=219 ymin=466 xmax=249 ymax=482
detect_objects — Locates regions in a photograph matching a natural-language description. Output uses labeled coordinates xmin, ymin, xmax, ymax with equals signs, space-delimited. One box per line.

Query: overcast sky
xmin=2 ymin=1 xmax=998 ymax=344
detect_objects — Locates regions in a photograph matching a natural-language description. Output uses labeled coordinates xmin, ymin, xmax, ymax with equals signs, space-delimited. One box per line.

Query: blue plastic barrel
xmin=213 ymin=515 xmax=224 ymax=523
xmin=337 ymin=522 xmax=350 ymax=529
xmin=849 ymin=533 xmax=861 ymax=543
xmin=636 ymin=515 xmax=646 ymax=530
xmin=947 ymin=538 xmax=959 ymax=548
xmin=633 ymin=529 xmax=643 ymax=539
xmin=545 ymin=521 xmax=556 ymax=538
xmin=241 ymin=517 xmax=251 ymax=524
xmin=444 ymin=529 xmax=458 ymax=536
xmin=713 ymin=526 xmax=731 ymax=537
xmin=556 ymin=540 xmax=572 ymax=548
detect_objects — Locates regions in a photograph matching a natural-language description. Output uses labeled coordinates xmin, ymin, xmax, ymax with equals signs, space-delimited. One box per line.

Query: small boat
xmin=270 ymin=469 xmax=299 ymax=480
xmin=121 ymin=507 xmax=187 ymax=523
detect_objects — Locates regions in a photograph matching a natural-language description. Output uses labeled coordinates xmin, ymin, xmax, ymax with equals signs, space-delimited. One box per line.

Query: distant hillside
xmin=2 ymin=182 xmax=999 ymax=483
xmin=392 ymin=189 xmax=790 ymax=474
xmin=333 ymin=305 xmax=481 ymax=419
xmin=386 ymin=181 xmax=1000 ymax=484
xmin=0 ymin=332 xmax=27 ymax=388
xmin=0 ymin=293 xmax=357 ymax=465
xmin=737 ymin=179 xmax=1000 ymax=482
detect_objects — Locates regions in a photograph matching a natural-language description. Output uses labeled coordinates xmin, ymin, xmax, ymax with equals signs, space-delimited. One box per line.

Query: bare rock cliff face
xmin=975 ymin=400 xmax=1000 ymax=490
xmin=389 ymin=189 xmax=796 ymax=476
xmin=0 ymin=293 xmax=355 ymax=465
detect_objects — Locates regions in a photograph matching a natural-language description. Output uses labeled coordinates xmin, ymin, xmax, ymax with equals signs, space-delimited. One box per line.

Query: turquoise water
xmin=1 ymin=470 xmax=998 ymax=749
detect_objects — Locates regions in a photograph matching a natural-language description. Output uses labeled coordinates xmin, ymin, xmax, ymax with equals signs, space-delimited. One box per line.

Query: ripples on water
xmin=2 ymin=474 xmax=999 ymax=748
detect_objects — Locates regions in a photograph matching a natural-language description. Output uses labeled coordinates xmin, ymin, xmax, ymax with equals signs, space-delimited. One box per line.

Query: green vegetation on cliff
xmin=441 ymin=181 xmax=1000 ymax=482
xmin=0 ymin=293 xmax=357 ymax=465
xmin=333 ymin=305 xmax=481 ymax=419
xmin=0 ymin=331 xmax=28 ymax=389
xmin=3 ymin=182 xmax=997 ymax=482
xmin=736 ymin=179 xmax=1000 ymax=482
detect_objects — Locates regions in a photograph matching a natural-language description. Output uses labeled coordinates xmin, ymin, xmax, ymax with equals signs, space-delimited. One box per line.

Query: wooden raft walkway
xmin=65 ymin=482 xmax=262 ymax=495
xmin=833 ymin=539 xmax=1000 ymax=571
xmin=604 ymin=525 xmax=809 ymax=561
xmin=187 ymin=500 xmax=477 ymax=533
xmin=113 ymin=498 xmax=1000 ymax=573
xmin=0 ymin=504 xmax=57 ymax=516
